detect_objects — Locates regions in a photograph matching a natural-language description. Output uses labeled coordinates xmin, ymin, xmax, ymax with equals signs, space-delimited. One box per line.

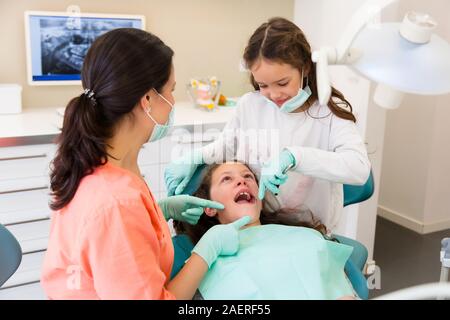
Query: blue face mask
xmin=145 ymin=89 xmax=174 ymax=142
xmin=277 ymin=85 xmax=312 ymax=113
xmin=264 ymin=71 xmax=312 ymax=113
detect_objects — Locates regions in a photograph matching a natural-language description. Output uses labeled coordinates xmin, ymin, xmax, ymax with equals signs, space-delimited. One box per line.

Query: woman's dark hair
xmin=243 ymin=17 xmax=356 ymax=122
xmin=173 ymin=163 xmax=327 ymax=244
xmin=50 ymin=28 xmax=174 ymax=210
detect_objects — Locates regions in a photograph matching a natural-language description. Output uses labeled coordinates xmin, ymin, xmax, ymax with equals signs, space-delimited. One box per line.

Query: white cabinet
xmin=0 ymin=144 xmax=56 ymax=161
xmin=0 ymin=143 xmax=53 ymax=299
xmin=0 ymin=188 xmax=50 ymax=225
xmin=0 ymin=282 xmax=46 ymax=300
xmin=1 ymin=251 xmax=46 ymax=288
xmin=6 ymin=220 xmax=51 ymax=254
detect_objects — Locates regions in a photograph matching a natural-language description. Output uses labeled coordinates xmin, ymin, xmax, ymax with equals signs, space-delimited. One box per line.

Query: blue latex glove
xmin=192 ymin=216 xmax=251 ymax=267
xmin=258 ymin=149 xmax=296 ymax=200
xmin=164 ymin=149 xmax=203 ymax=196
xmin=158 ymin=195 xmax=224 ymax=225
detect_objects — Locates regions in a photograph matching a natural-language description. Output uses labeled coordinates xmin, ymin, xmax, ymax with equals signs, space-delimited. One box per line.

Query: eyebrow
xmin=218 ymin=170 xmax=254 ymax=177
xmin=256 ymin=77 xmax=290 ymax=85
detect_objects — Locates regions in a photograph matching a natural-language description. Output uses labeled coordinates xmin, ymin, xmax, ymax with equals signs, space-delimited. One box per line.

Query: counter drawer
xmin=0 ymin=156 xmax=51 ymax=181
xmin=0 ymin=176 xmax=48 ymax=194
xmin=0 ymin=144 xmax=55 ymax=161
xmin=0 ymin=188 xmax=51 ymax=225
xmin=1 ymin=251 xmax=46 ymax=289
xmin=0 ymin=281 xmax=46 ymax=300
xmin=6 ymin=219 xmax=51 ymax=254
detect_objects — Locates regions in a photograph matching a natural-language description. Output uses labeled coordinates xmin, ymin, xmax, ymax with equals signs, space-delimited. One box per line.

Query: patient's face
xmin=208 ymin=162 xmax=262 ymax=226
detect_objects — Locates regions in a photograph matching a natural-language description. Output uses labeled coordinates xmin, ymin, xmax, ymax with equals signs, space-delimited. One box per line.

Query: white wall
xmin=0 ymin=0 xmax=294 ymax=109
xmin=378 ymin=0 xmax=450 ymax=234
xmin=424 ymin=99 xmax=450 ymax=228
xmin=378 ymin=95 xmax=435 ymax=224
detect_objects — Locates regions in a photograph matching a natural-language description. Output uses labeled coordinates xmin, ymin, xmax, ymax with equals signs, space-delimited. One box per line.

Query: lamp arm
xmin=312 ymin=0 xmax=397 ymax=105
xmin=335 ymin=0 xmax=397 ymax=63
xmin=312 ymin=48 xmax=332 ymax=105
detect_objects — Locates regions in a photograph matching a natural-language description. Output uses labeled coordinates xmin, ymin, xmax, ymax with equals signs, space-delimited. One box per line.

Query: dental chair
xmin=0 ymin=223 xmax=22 ymax=287
xmin=170 ymin=165 xmax=374 ymax=300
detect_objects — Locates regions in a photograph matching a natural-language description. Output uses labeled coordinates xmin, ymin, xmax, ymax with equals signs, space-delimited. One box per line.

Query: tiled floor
xmin=369 ymin=216 xmax=449 ymax=298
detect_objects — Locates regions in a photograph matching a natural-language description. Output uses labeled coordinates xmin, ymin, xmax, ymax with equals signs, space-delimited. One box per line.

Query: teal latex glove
xmin=192 ymin=216 xmax=251 ymax=267
xmin=258 ymin=149 xmax=296 ymax=200
xmin=158 ymin=195 xmax=224 ymax=225
xmin=164 ymin=149 xmax=203 ymax=196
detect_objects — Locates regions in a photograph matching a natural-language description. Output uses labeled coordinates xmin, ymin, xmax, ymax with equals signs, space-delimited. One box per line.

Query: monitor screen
xmin=24 ymin=11 xmax=145 ymax=85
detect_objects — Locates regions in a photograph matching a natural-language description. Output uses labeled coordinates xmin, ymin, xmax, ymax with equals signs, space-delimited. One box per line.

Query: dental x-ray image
xmin=25 ymin=12 xmax=144 ymax=84
xmin=40 ymin=17 xmax=133 ymax=75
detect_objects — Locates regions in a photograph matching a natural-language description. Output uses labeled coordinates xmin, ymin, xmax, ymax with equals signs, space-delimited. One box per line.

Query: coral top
xmin=41 ymin=162 xmax=175 ymax=299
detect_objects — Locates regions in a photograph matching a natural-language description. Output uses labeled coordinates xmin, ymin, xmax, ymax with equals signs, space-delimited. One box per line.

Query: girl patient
xmin=174 ymin=161 xmax=358 ymax=300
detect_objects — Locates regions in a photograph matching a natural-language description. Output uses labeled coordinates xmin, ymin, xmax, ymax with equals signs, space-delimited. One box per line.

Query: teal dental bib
xmin=199 ymin=224 xmax=354 ymax=300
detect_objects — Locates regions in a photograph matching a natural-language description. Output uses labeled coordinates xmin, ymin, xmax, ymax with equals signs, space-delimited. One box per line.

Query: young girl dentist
xmin=165 ymin=17 xmax=371 ymax=233
xmin=41 ymin=28 xmax=249 ymax=300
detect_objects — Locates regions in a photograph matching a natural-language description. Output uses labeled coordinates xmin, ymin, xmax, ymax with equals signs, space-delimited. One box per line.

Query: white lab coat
xmin=202 ymin=91 xmax=371 ymax=232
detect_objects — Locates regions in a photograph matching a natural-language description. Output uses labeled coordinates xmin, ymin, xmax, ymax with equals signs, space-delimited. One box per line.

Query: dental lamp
xmin=312 ymin=0 xmax=450 ymax=109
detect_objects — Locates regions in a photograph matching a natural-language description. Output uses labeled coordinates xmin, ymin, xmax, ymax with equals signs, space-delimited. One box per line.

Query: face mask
xmin=264 ymin=70 xmax=312 ymax=113
xmin=278 ymin=85 xmax=312 ymax=113
xmin=145 ymin=89 xmax=174 ymax=142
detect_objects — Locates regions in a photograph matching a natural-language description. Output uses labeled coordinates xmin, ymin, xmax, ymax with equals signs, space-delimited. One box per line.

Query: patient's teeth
xmin=234 ymin=191 xmax=253 ymax=203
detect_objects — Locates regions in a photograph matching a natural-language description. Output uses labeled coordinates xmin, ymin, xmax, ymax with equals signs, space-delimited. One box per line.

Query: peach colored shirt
xmin=41 ymin=162 xmax=175 ymax=299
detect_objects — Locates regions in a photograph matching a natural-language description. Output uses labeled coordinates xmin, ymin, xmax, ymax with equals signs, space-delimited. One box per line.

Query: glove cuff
xmin=191 ymin=229 xmax=221 ymax=268
xmin=281 ymin=148 xmax=296 ymax=168
xmin=192 ymin=242 xmax=217 ymax=268
xmin=157 ymin=199 xmax=171 ymax=221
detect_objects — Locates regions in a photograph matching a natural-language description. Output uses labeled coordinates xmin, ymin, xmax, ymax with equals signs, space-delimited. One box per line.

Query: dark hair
xmin=243 ymin=17 xmax=356 ymax=122
xmin=173 ymin=163 xmax=327 ymax=244
xmin=50 ymin=28 xmax=174 ymax=210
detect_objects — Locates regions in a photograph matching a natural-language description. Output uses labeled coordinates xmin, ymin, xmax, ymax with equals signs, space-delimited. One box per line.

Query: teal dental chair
xmin=170 ymin=165 xmax=374 ymax=300
xmin=0 ymin=223 xmax=22 ymax=287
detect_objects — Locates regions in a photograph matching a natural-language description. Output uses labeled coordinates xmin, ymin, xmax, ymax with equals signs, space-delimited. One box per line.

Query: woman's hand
xmin=158 ymin=195 xmax=224 ymax=224
xmin=192 ymin=216 xmax=251 ymax=267
xmin=164 ymin=149 xmax=203 ymax=196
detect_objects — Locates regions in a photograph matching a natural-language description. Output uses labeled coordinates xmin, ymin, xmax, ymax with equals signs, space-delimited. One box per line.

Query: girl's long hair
xmin=243 ymin=17 xmax=356 ymax=122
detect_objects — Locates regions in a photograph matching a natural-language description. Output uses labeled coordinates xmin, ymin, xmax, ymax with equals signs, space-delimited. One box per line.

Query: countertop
xmin=0 ymin=101 xmax=236 ymax=145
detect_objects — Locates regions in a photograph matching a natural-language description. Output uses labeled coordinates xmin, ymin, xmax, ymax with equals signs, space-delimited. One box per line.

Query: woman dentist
xmin=165 ymin=17 xmax=371 ymax=233
xmin=41 ymin=28 xmax=249 ymax=300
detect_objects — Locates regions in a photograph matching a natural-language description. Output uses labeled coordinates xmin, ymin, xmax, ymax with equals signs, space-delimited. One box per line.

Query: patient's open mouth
xmin=234 ymin=189 xmax=256 ymax=204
